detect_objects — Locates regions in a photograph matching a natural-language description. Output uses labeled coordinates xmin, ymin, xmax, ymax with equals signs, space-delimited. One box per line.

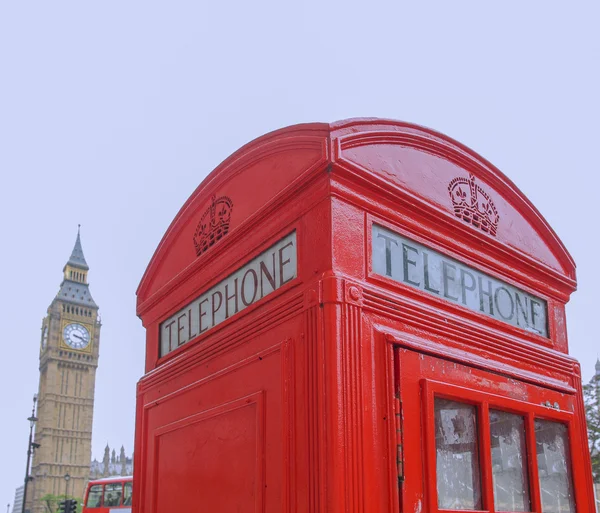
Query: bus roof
xmin=87 ymin=476 xmax=133 ymax=484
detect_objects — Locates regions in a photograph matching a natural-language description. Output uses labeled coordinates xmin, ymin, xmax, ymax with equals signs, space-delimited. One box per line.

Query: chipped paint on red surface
xmin=134 ymin=119 xmax=592 ymax=513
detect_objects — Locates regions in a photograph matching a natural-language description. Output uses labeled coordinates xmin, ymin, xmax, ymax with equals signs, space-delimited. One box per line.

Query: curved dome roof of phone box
xmin=137 ymin=118 xmax=575 ymax=320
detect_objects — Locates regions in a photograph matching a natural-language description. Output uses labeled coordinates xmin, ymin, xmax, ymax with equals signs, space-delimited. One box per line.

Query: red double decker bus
xmin=82 ymin=476 xmax=132 ymax=512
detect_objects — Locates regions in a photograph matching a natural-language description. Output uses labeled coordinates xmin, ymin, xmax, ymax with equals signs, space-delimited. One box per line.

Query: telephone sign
xmin=372 ymin=224 xmax=548 ymax=336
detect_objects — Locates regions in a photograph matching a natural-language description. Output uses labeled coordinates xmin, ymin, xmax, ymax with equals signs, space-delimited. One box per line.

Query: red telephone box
xmin=135 ymin=119 xmax=594 ymax=513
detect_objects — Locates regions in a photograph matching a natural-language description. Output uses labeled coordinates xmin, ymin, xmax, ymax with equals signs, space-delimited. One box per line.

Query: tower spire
xmin=66 ymin=225 xmax=89 ymax=271
xmin=56 ymin=227 xmax=97 ymax=307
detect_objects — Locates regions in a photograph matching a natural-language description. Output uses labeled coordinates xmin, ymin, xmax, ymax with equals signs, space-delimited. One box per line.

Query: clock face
xmin=63 ymin=323 xmax=90 ymax=350
xmin=41 ymin=326 xmax=48 ymax=349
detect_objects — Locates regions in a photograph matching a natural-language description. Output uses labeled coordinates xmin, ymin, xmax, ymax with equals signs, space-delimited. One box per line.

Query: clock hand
xmin=73 ymin=334 xmax=84 ymax=341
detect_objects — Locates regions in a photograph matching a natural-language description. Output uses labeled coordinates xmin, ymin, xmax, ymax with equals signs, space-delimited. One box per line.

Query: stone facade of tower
xmin=26 ymin=229 xmax=101 ymax=513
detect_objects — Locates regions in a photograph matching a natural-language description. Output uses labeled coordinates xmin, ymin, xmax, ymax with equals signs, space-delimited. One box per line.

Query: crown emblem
xmin=448 ymin=174 xmax=499 ymax=236
xmin=193 ymin=195 xmax=234 ymax=257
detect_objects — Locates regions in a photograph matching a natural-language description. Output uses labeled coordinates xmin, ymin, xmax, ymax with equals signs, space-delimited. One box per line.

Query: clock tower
xmin=26 ymin=228 xmax=101 ymax=512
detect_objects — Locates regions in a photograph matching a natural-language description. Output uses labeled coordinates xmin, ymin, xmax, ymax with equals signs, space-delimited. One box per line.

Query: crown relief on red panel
xmin=448 ymin=174 xmax=500 ymax=236
xmin=193 ymin=194 xmax=234 ymax=257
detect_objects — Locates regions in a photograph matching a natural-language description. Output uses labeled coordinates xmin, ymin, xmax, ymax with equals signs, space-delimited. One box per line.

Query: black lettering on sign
xmin=402 ymin=244 xmax=420 ymax=287
xmin=531 ymin=299 xmax=543 ymax=329
xmin=225 ymin=278 xmax=239 ymax=318
xmin=177 ymin=313 xmax=187 ymax=346
xmin=242 ymin=269 xmax=258 ymax=306
xmin=377 ymin=233 xmax=398 ymax=277
xmin=494 ymin=287 xmax=515 ymax=321
xmin=459 ymin=269 xmax=476 ymax=305
xmin=423 ymin=252 xmax=440 ymax=294
xmin=515 ymin=294 xmax=529 ymax=327
xmin=198 ymin=298 xmax=209 ymax=333
xmin=478 ymin=277 xmax=494 ymax=316
xmin=260 ymin=254 xmax=277 ymax=297
xmin=188 ymin=308 xmax=197 ymax=340
xmin=279 ymin=241 xmax=295 ymax=286
xmin=442 ymin=262 xmax=459 ymax=301
xmin=211 ymin=291 xmax=223 ymax=327
xmin=164 ymin=320 xmax=176 ymax=353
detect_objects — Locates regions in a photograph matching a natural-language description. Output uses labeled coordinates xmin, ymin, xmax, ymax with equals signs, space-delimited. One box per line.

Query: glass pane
xmin=435 ymin=398 xmax=482 ymax=510
xmin=535 ymin=420 xmax=575 ymax=513
xmin=124 ymin=481 xmax=133 ymax=506
xmin=103 ymin=482 xmax=123 ymax=507
xmin=489 ymin=410 xmax=530 ymax=511
xmin=86 ymin=485 xmax=103 ymax=508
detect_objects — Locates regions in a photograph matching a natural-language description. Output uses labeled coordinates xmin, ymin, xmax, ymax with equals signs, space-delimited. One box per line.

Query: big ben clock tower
xmin=26 ymin=228 xmax=101 ymax=512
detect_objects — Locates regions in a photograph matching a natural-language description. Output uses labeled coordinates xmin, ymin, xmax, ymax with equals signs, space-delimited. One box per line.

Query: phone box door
xmin=396 ymin=348 xmax=590 ymax=513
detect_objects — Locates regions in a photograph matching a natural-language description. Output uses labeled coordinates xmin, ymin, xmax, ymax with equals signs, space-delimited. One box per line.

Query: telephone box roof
xmin=137 ymin=118 xmax=575 ymax=313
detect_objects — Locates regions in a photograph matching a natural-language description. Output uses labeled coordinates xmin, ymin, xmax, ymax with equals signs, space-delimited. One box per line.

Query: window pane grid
xmin=434 ymin=398 xmax=483 ymax=510
xmin=535 ymin=419 xmax=575 ymax=513
xmin=86 ymin=484 xmax=103 ymax=508
xmin=432 ymin=396 xmax=576 ymax=513
xmin=124 ymin=481 xmax=133 ymax=506
xmin=489 ymin=409 xmax=530 ymax=512
xmin=103 ymin=482 xmax=123 ymax=508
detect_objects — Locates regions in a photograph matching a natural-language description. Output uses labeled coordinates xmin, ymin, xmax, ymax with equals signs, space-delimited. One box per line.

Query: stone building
xmin=11 ymin=485 xmax=24 ymax=513
xmin=89 ymin=445 xmax=133 ymax=479
xmin=25 ymin=229 xmax=101 ymax=512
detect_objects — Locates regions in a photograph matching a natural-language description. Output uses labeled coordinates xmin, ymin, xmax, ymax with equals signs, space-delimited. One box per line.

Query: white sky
xmin=1 ymin=0 xmax=599 ymax=506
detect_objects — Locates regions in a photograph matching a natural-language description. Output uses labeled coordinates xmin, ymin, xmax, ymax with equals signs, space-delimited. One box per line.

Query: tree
xmin=583 ymin=373 xmax=600 ymax=480
xmin=38 ymin=494 xmax=82 ymax=513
